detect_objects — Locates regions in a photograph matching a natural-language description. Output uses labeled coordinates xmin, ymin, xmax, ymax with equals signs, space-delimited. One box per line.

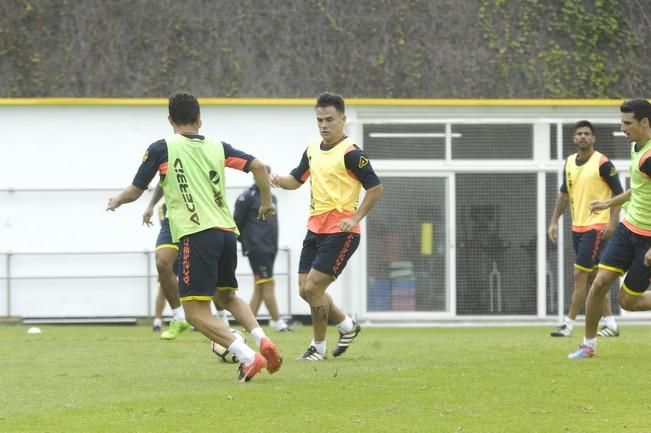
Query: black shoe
xmin=333 ymin=322 xmax=362 ymax=357
xmin=298 ymin=345 xmax=327 ymax=361
xmin=550 ymin=324 xmax=572 ymax=337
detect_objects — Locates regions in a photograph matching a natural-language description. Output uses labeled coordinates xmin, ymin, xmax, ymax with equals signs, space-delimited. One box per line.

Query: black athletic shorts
xmin=178 ymin=229 xmax=238 ymax=301
xmin=599 ymin=222 xmax=651 ymax=294
xmin=572 ymin=229 xmax=605 ymax=272
xmin=298 ymin=230 xmax=360 ymax=278
xmin=248 ymin=251 xmax=276 ymax=284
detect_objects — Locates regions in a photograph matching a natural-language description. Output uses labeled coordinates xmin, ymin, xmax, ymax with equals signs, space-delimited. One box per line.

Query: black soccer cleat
xmin=298 ymin=345 xmax=327 ymax=361
xmin=550 ymin=324 xmax=572 ymax=337
xmin=332 ymin=322 xmax=362 ymax=357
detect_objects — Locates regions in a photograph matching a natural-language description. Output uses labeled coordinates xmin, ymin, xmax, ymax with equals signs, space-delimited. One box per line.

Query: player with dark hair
xmin=271 ymin=92 xmax=383 ymax=360
xmin=234 ymin=168 xmax=289 ymax=332
xmin=107 ymin=92 xmax=282 ymax=381
xmin=569 ymin=99 xmax=651 ymax=359
xmin=548 ymin=120 xmax=622 ymax=338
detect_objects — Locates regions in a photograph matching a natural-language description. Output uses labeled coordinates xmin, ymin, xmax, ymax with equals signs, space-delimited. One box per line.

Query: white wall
xmin=0 ymin=100 xmax=627 ymax=320
xmin=0 ymin=103 xmax=360 ymax=318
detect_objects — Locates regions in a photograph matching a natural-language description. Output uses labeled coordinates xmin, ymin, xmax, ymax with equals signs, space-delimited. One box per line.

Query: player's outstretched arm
xmin=270 ymin=173 xmax=301 ymax=190
xmin=107 ymin=185 xmax=146 ymax=211
xmin=589 ymin=189 xmax=631 ymax=214
xmin=250 ymin=159 xmax=276 ymax=220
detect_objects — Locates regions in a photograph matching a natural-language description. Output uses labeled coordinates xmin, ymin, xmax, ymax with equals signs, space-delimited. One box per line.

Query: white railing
xmin=0 ymin=248 xmax=292 ymax=319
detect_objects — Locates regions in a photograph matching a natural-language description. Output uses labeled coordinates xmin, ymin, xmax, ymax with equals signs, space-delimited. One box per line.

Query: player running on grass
xmin=569 ymin=99 xmax=651 ymax=359
xmin=271 ymin=92 xmax=383 ymax=361
xmin=108 ymin=92 xmax=282 ymax=381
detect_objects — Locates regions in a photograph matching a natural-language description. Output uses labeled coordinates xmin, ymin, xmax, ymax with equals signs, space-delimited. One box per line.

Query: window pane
xmin=451 ymin=124 xmax=533 ymax=159
xmin=363 ymin=124 xmax=446 ymax=159
xmin=367 ymin=177 xmax=447 ymax=312
xmin=456 ymin=173 xmax=536 ymax=315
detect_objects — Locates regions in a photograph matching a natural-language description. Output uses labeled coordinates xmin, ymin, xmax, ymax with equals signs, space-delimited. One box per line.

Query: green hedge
xmin=1 ymin=0 xmax=647 ymax=97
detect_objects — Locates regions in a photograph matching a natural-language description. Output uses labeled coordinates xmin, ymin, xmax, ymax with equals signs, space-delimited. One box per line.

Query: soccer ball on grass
xmin=211 ymin=328 xmax=247 ymax=363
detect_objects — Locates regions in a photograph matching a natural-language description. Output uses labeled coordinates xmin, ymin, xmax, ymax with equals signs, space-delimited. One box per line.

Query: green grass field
xmin=1 ymin=324 xmax=650 ymax=433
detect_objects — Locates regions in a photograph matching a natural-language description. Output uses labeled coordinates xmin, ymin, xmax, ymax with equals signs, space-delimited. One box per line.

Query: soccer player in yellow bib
xmin=547 ymin=120 xmax=623 ymax=338
xmin=271 ymin=92 xmax=383 ymax=360
xmin=569 ymin=99 xmax=651 ymax=359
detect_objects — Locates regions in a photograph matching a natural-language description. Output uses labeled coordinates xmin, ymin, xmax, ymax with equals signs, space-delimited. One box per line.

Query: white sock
xmin=153 ymin=318 xmax=162 ymax=327
xmin=337 ymin=316 xmax=354 ymax=333
xmin=603 ymin=316 xmax=618 ymax=329
xmin=173 ymin=307 xmax=186 ymax=322
xmin=583 ymin=337 xmax=596 ymax=349
xmin=228 ymin=339 xmax=255 ymax=365
xmin=216 ymin=310 xmax=229 ymax=326
xmin=312 ymin=339 xmax=327 ymax=354
xmin=564 ymin=318 xmax=574 ymax=330
xmin=250 ymin=327 xmax=267 ymax=347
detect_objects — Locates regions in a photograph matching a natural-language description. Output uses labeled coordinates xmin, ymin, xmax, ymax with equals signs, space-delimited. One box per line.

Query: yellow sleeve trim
xmin=155 ymin=243 xmax=179 ymax=251
xmin=597 ymin=263 xmax=626 ymax=276
xmin=622 ymin=283 xmax=643 ymax=296
xmin=255 ymin=277 xmax=274 ymax=285
xmin=574 ymin=263 xmax=596 ymax=272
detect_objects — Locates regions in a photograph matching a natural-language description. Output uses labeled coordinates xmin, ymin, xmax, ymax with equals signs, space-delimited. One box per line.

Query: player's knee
xmin=589 ymin=275 xmax=612 ymax=295
xmin=301 ymin=281 xmax=325 ymax=304
xmin=299 ymin=286 xmax=309 ymax=302
xmin=155 ymin=257 xmax=174 ymax=274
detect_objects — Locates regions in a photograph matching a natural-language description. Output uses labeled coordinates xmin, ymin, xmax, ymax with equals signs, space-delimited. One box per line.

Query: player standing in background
xmin=548 ymin=120 xmax=622 ymax=338
xmin=569 ymin=99 xmax=651 ymax=359
xmin=142 ymin=188 xmax=229 ymax=336
xmin=234 ymin=171 xmax=290 ymax=332
xmin=271 ymin=92 xmax=383 ymax=360
xmin=107 ymin=92 xmax=282 ymax=381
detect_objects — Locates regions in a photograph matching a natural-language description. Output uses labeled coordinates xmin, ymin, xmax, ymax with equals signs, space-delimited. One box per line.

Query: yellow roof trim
xmin=0 ymin=98 xmax=627 ymax=107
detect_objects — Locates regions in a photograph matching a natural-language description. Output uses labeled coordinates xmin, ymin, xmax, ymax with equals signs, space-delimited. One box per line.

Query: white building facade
xmin=0 ymin=98 xmax=640 ymax=323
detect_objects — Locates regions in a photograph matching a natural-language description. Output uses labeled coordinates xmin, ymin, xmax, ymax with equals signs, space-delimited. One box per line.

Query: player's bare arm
xmin=589 ymin=189 xmax=631 ymax=214
xmin=249 ymin=159 xmax=276 ymax=220
xmin=142 ymin=184 xmax=164 ymax=226
xmin=270 ymin=173 xmax=302 ymax=190
xmin=107 ymin=185 xmax=146 ymax=211
xmin=547 ymin=192 xmax=569 ymax=244
xmin=338 ymin=183 xmax=384 ymax=232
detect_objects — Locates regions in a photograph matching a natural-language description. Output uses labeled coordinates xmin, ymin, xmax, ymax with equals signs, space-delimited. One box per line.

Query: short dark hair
xmin=315 ymin=92 xmax=345 ymax=114
xmin=169 ymin=92 xmax=200 ymax=125
xmin=574 ymin=120 xmax=594 ymax=133
xmin=620 ymin=98 xmax=651 ymax=123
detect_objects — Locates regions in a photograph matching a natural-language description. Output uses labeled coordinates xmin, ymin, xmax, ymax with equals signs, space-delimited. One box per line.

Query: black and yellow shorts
xmin=178 ymin=229 xmax=238 ymax=301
